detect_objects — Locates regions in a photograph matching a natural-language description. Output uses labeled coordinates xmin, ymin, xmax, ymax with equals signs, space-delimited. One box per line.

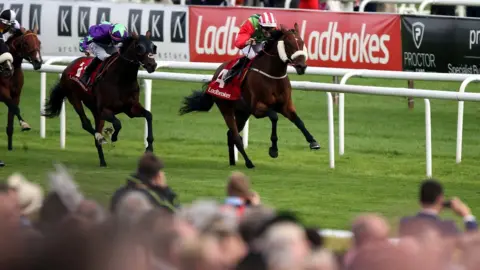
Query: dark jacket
xmin=400 ymin=211 xmax=478 ymax=236
xmin=110 ymin=175 xmax=180 ymax=213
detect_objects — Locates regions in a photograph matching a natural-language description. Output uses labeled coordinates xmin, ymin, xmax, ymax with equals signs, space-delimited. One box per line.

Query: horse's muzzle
xmin=145 ymin=62 xmax=157 ymax=73
xmin=32 ymin=60 xmax=42 ymax=71
xmin=294 ymin=64 xmax=307 ymax=75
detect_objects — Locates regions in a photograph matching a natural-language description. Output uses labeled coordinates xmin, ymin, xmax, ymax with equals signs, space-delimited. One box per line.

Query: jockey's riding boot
xmin=224 ymin=56 xmax=249 ymax=84
xmin=80 ymin=57 xmax=102 ymax=87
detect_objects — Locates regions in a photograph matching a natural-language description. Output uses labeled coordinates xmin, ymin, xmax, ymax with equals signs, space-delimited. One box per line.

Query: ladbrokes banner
xmin=189 ymin=7 xmax=403 ymax=71
xmin=402 ymin=15 xmax=480 ymax=74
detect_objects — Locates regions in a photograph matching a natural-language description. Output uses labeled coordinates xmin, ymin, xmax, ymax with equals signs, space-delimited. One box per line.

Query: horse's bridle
xmin=118 ymin=38 xmax=154 ymax=69
xmin=9 ymin=32 xmax=41 ymax=63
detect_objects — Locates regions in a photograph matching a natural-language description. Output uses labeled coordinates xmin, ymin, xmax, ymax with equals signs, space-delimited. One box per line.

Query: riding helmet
xmin=110 ymin=23 xmax=128 ymax=42
xmin=0 ymin=9 xmax=16 ymax=26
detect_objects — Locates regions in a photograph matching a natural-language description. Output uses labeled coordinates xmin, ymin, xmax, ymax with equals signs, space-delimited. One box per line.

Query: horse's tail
xmin=179 ymin=83 xmax=214 ymax=115
xmin=42 ymin=80 xmax=66 ymax=118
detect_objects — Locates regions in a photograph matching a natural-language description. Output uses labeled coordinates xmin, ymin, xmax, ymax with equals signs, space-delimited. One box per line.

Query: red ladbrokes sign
xmin=189 ymin=7 xmax=402 ymax=71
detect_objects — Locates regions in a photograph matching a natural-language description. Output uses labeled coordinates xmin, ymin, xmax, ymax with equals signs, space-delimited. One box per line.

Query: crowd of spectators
xmin=0 ymin=151 xmax=479 ymax=270
xmin=116 ymin=0 xmax=480 ymax=18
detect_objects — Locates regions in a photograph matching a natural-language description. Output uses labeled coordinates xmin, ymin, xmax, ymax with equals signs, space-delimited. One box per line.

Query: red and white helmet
xmin=259 ymin=12 xmax=277 ymax=28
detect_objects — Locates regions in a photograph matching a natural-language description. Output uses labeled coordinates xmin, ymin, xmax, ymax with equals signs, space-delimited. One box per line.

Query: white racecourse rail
xmin=35 ymin=57 xmax=480 ymax=169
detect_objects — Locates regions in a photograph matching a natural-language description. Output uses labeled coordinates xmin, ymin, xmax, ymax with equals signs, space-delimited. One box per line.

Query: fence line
xmin=30 ymin=57 xmax=480 ymax=165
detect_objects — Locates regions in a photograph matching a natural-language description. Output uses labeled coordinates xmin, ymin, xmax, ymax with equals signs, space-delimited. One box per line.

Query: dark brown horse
xmin=1 ymin=27 xmax=42 ymax=150
xmin=179 ymin=23 xmax=320 ymax=169
xmin=42 ymin=31 xmax=157 ymax=167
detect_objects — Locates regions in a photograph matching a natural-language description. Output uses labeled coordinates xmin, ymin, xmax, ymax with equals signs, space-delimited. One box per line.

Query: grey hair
xmin=116 ymin=191 xmax=154 ymax=226
xmin=48 ymin=163 xmax=84 ymax=212
xmin=176 ymin=199 xmax=237 ymax=234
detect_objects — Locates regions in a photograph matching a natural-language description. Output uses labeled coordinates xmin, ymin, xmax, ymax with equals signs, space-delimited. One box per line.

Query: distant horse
xmin=42 ymin=31 xmax=158 ymax=167
xmin=179 ymin=23 xmax=320 ymax=169
xmin=1 ymin=27 xmax=42 ymax=150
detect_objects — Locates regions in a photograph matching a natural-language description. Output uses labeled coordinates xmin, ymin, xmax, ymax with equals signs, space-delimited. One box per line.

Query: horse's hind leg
xmin=102 ymin=111 xmax=122 ymax=143
xmin=67 ymin=95 xmax=95 ymax=135
xmin=92 ymin=113 xmax=107 ymax=167
xmin=280 ymin=101 xmax=320 ymax=150
xmin=6 ymin=110 xmax=13 ymax=150
xmin=217 ymin=100 xmax=254 ymax=169
xmin=228 ymin=110 xmax=251 ymax=165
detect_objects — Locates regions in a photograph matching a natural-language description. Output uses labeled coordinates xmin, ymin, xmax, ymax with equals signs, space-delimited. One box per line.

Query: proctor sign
xmin=401 ymin=15 xmax=480 ymax=74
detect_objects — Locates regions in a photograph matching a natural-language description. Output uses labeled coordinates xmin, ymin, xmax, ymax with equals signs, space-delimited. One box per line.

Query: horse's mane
xmin=260 ymin=28 xmax=296 ymax=55
xmin=119 ymin=35 xmax=137 ymax=54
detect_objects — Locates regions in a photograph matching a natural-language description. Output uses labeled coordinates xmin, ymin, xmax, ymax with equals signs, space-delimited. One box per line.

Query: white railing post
xmin=424 ymin=99 xmax=432 ymax=178
xmin=143 ymin=79 xmax=152 ymax=147
xmin=327 ymin=92 xmax=335 ymax=169
xmin=40 ymin=72 xmax=47 ymax=138
xmin=234 ymin=121 xmax=249 ymax=162
xmin=339 ymin=70 xmax=363 ymax=156
xmin=59 ymin=73 xmax=66 ymax=149
xmin=456 ymin=76 xmax=480 ymax=164
xmin=244 ymin=120 xmax=249 ymax=148
xmin=40 ymin=57 xmax=64 ymax=138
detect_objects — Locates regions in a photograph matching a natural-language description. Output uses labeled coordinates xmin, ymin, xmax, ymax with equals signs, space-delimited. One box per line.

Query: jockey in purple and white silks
xmin=78 ymin=22 xmax=129 ymax=86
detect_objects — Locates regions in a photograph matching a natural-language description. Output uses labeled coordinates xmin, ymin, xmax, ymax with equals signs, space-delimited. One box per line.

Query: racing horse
xmin=2 ymin=27 xmax=42 ymax=150
xmin=179 ymin=23 xmax=320 ymax=169
xmin=42 ymin=31 xmax=157 ymax=167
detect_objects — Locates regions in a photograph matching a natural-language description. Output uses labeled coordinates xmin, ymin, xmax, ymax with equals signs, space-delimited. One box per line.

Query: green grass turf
xmin=1 ymin=67 xmax=480 ymax=236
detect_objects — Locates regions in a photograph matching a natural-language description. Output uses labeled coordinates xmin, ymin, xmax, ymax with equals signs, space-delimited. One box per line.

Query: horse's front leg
xmin=280 ymin=100 xmax=320 ymax=150
xmin=125 ymin=102 xmax=154 ymax=152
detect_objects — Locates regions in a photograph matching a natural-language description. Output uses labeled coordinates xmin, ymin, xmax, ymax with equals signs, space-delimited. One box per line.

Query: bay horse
xmin=42 ymin=31 xmax=157 ymax=167
xmin=179 ymin=23 xmax=320 ymax=169
xmin=2 ymin=27 xmax=42 ymax=150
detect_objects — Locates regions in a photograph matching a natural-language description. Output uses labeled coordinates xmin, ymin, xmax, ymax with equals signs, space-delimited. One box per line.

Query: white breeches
xmin=88 ymin=42 xmax=118 ymax=61
xmin=241 ymin=43 xmax=263 ymax=59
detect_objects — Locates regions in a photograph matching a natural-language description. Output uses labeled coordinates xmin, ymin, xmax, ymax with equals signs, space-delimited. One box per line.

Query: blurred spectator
xmin=354 ymin=0 xmax=376 ymax=12
xmin=304 ymin=249 xmax=339 ymax=270
xmin=223 ymin=171 xmax=260 ymax=218
xmin=7 ymin=173 xmax=44 ymax=224
xmin=400 ymin=179 xmax=477 ymax=236
xmin=328 ymin=0 xmax=354 ymax=12
xmin=110 ymin=152 xmax=180 ymax=213
xmin=344 ymin=214 xmax=390 ymax=268
xmin=116 ymin=191 xmax=154 ymax=228
xmin=430 ymin=4 xmax=455 ymax=16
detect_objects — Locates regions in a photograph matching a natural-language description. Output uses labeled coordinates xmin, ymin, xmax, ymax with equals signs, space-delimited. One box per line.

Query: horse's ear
xmin=145 ymin=30 xmax=151 ymax=40
xmin=20 ymin=27 xmax=26 ymax=33
xmin=294 ymin=23 xmax=299 ymax=33
xmin=279 ymin=24 xmax=287 ymax=34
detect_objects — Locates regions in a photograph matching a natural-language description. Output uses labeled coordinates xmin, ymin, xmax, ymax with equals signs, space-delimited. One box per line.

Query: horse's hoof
xmin=95 ymin=132 xmax=108 ymax=145
xmin=100 ymin=163 xmax=107 ymax=167
xmin=310 ymin=141 xmax=321 ymax=150
xmin=245 ymin=161 xmax=255 ymax=169
xmin=269 ymin=147 xmax=278 ymax=158
xmin=145 ymin=147 xmax=153 ymax=153
xmin=111 ymin=136 xmax=118 ymax=143
xmin=20 ymin=121 xmax=31 ymax=131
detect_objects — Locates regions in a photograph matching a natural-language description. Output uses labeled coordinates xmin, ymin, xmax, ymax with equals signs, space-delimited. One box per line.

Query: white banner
xmin=1 ymin=0 xmax=190 ymax=61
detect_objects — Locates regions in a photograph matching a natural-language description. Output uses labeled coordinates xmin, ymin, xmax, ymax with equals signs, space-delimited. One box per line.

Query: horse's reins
xmin=251 ymin=32 xmax=308 ymax=80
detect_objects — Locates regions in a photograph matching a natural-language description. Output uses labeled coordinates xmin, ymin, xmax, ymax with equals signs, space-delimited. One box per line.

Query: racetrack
xmin=1 ymin=68 xmax=480 ymax=232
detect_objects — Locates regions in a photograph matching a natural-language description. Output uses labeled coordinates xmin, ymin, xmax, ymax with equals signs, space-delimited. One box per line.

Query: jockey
xmin=223 ymin=12 xmax=278 ymax=83
xmin=0 ymin=9 xmax=21 ymax=62
xmin=78 ymin=22 xmax=129 ymax=86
